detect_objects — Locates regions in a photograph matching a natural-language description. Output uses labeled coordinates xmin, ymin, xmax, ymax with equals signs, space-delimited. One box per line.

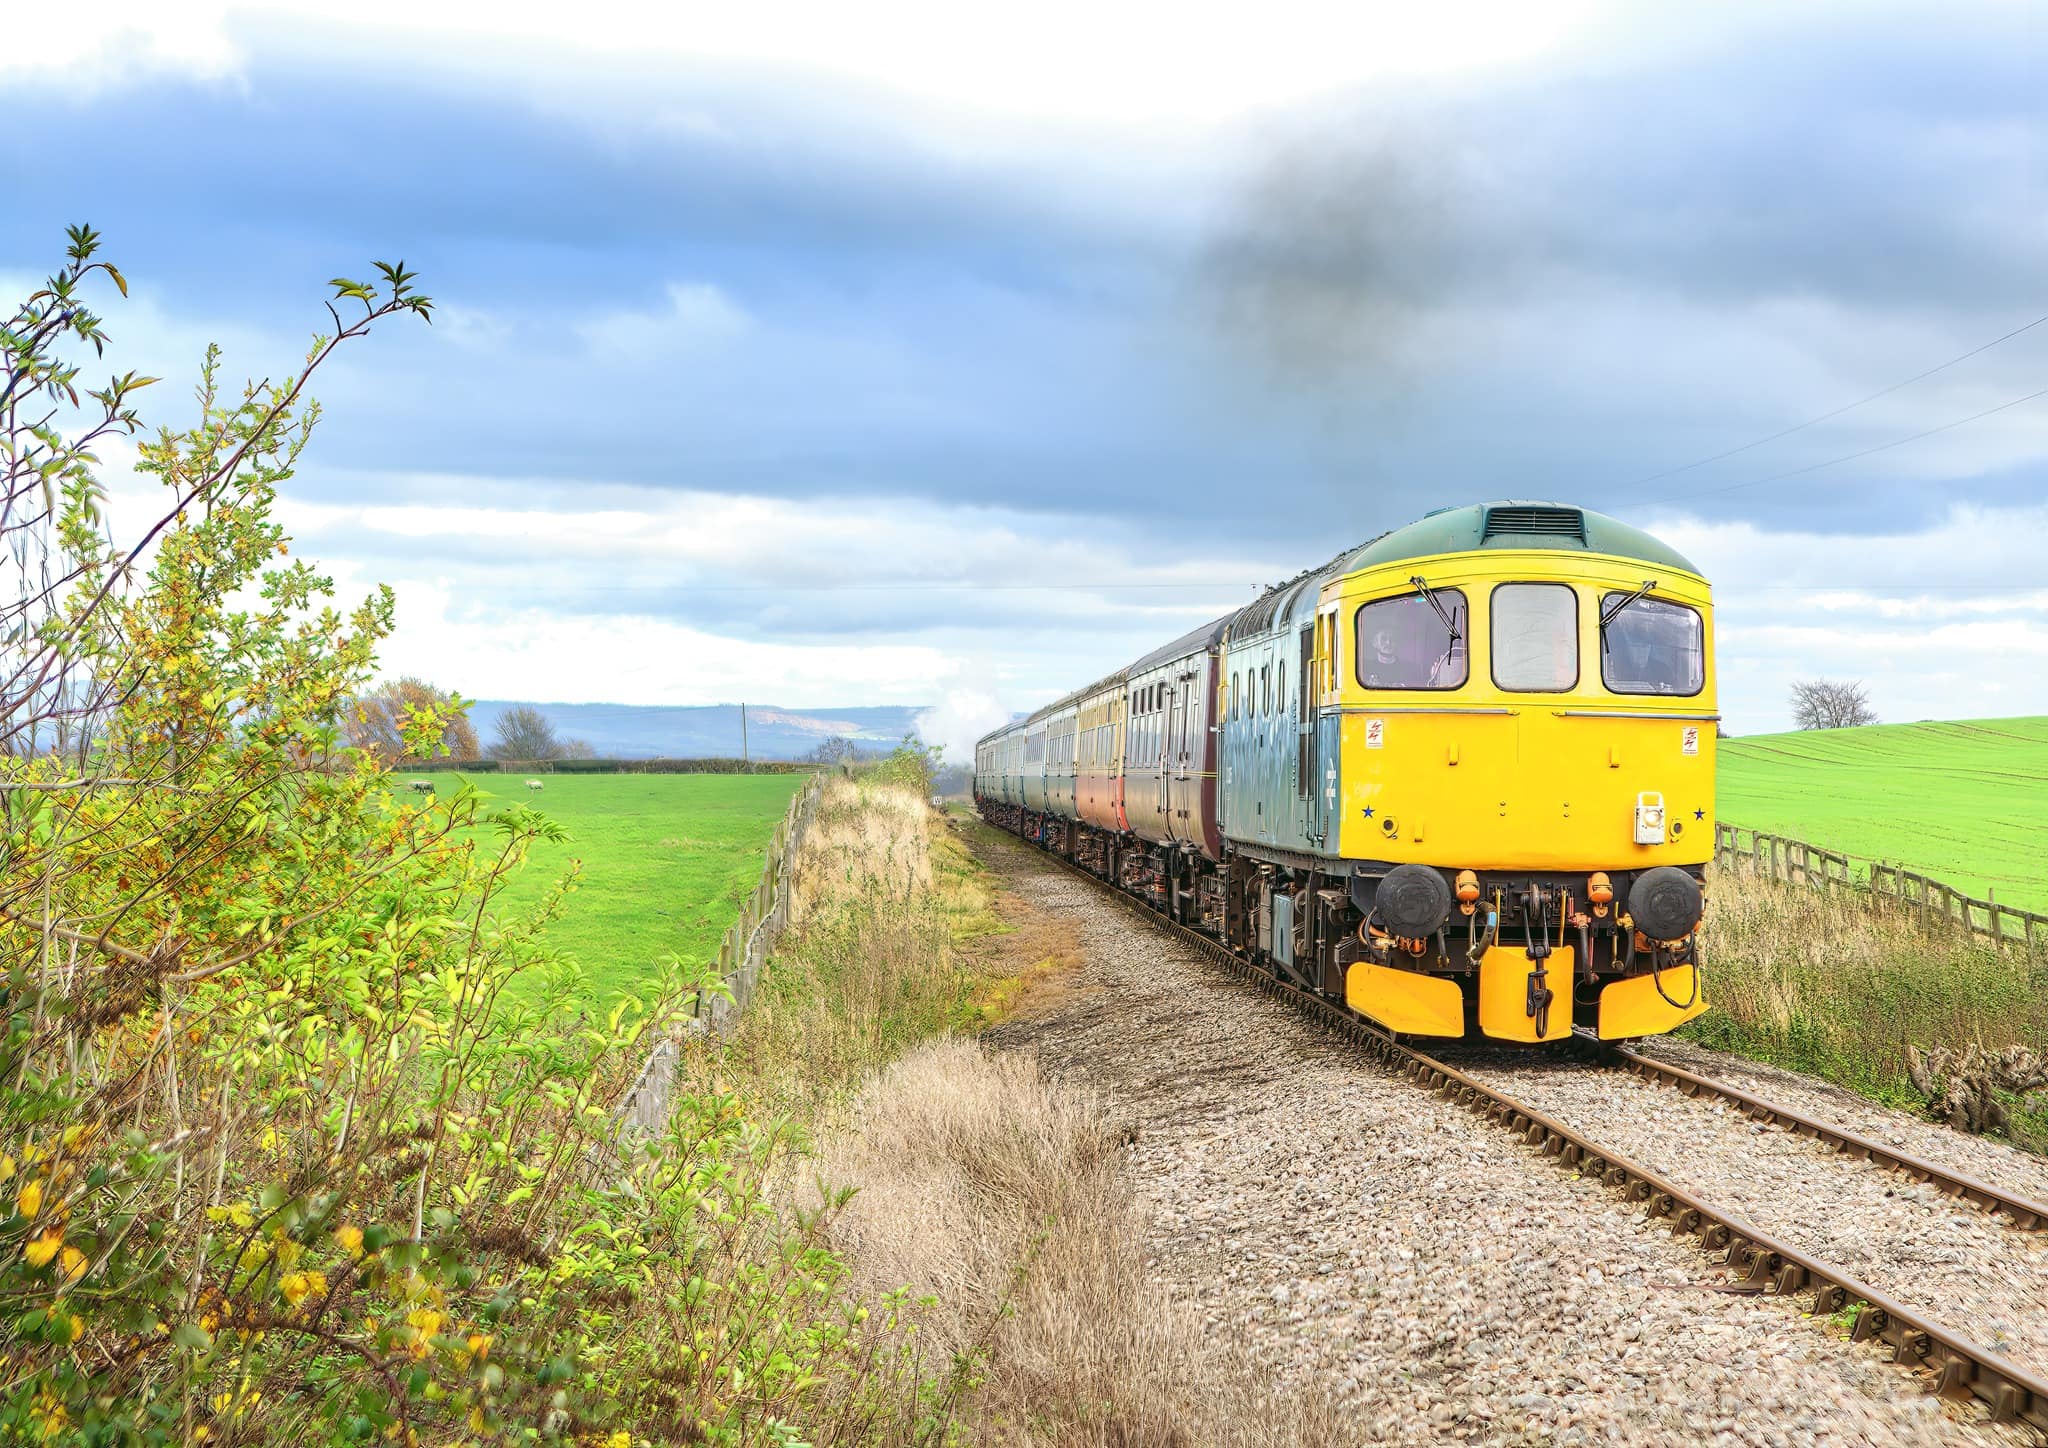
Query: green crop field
xmin=435 ymin=772 xmax=808 ymax=1003
xmin=1718 ymin=717 xmax=2048 ymax=912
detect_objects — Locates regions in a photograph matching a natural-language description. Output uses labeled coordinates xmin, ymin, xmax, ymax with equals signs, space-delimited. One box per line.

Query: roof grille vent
xmin=1483 ymin=504 xmax=1585 ymax=542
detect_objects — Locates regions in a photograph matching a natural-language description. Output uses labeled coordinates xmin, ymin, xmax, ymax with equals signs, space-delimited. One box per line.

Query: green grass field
xmin=1718 ymin=717 xmax=2048 ymax=913
xmin=444 ymin=772 xmax=808 ymax=1003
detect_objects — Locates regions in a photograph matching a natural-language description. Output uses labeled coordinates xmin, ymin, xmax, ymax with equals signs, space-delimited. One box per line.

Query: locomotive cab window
xmin=1355 ymin=590 xmax=1467 ymax=689
xmin=1492 ymin=583 xmax=1578 ymax=692
xmin=1601 ymin=592 xmax=1703 ymax=696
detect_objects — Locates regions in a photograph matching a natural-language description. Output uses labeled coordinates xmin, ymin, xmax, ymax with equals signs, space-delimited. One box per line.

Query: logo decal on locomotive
xmin=1365 ymin=718 xmax=1385 ymax=749
xmin=1682 ymin=726 xmax=1699 ymax=756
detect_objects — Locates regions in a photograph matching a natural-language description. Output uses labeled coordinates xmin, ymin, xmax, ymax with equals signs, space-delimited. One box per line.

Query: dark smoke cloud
xmin=1192 ymin=118 xmax=1483 ymax=395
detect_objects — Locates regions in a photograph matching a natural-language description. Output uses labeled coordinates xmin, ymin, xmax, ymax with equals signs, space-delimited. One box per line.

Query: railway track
xmin=1024 ymin=838 xmax=2048 ymax=1435
xmin=1593 ymin=1043 xmax=2048 ymax=1232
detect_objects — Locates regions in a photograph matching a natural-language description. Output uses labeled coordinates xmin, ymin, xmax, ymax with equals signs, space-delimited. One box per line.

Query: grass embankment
xmin=1686 ymin=861 xmax=2048 ymax=1150
xmin=703 ymin=777 xmax=1336 ymax=1441
xmin=706 ymin=780 xmax=1011 ymax=1123
xmin=1719 ymin=717 xmax=2048 ymax=912
xmin=444 ymin=771 xmax=805 ymax=1003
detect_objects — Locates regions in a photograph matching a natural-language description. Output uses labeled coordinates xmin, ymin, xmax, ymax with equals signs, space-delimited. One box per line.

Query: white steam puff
xmin=915 ymin=688 xmax=1014 ymax=768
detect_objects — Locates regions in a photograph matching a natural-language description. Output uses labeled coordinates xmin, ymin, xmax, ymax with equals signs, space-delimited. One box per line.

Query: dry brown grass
xmin=825 ymin=1039 xmax=1347 ymax=1447
xmin=711 ymin=784 xmax=1342 ymax=1440
xmin=792 ymin=776 xmax=936 ymax=922
xmin=1692 ymin=860 xmax=2048 ymax=1145
xmin=697 ymin=777 xmax=969 ymax=1123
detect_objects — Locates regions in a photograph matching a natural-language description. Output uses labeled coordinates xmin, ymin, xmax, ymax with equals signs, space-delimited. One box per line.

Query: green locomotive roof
xmin=1344 ymin=501 xmax=1702 ymax=576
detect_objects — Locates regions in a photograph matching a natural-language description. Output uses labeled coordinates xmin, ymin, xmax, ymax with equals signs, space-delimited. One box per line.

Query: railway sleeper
xmin=1009 ymin=820 xmax=2048 ymax=1433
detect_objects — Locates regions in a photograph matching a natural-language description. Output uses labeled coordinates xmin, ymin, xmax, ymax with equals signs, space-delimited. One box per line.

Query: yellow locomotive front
xmin=1319 ymin=503 xmax=1715 ymax=1044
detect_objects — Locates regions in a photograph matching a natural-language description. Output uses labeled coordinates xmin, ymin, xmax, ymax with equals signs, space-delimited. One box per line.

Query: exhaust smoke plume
xmin=1195 ymin=119 xmax=1473 ymax=392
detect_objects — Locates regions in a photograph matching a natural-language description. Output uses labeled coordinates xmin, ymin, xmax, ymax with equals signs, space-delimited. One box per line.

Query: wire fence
xmin=612 ymin=773 xmax=824 ymax=1133
xmin=1714 ymin=822 xmax=2048 ymax=953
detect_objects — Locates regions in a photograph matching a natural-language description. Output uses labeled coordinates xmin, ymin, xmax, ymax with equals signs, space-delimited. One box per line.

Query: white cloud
xmin=366 ymin=574 xmax=949 ymax=704
xmin=13 ymin=0 xmax=1601 ymax=125
xmin=4 ymin=2 xmax=239 ymax=86
xmin=278 ymin=479 xmax=1267 ymax=713
xmin=1645 ymin=502 xmax=2048 ymax=733
xmin=575 ymin=282 xmax=752 ymax=360
xmin=267 ymin=479 xmax=2048 ymax=734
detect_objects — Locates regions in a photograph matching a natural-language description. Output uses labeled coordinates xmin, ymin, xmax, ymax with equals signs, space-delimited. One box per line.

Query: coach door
xmin=1167 ymin=672 xmax=1187 ymax=845
xmin=1296 ymin=623 xmax=1316 ymax=840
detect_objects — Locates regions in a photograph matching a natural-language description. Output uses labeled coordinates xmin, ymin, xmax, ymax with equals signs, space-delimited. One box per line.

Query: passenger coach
xmin=976 ymin=502 xmax=1716 ymax=1046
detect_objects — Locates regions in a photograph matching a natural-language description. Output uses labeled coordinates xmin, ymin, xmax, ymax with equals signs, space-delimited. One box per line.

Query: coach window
xmin=1602 ymin=593 xmax=1704 ymax=696
xmin=1492 ymin=583 xmax=1579 ymax=692
xmin=1261 ymin=664 xmax=1271 ymax=715
xmin=1355 ymin=590 xmax=1468 ymax=689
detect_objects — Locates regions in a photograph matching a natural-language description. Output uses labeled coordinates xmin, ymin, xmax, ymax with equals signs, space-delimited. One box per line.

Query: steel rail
xmin=1017 ymin=836 xmax=2048 ymax=1432
xmin=1595 ymin=1044 xmax=2048 ymax=1231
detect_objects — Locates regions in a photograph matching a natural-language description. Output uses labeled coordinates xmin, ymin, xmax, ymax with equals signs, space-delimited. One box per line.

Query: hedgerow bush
xmin=0 ymin=232 xmax=939 ymax=1444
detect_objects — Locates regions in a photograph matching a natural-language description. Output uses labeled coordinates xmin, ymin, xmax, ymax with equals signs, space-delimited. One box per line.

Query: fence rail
xmin=613 ymin=773 xmax=824 ymax=1132
xmin=1714 ymin=822 xmax=2046 ymax=952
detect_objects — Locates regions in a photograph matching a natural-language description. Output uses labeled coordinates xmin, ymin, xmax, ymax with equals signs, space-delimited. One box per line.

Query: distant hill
xmin=469 ymin=701 xmax=925 ymax=761
xmin=1718 ymin=717 xmax=2048 ymax=912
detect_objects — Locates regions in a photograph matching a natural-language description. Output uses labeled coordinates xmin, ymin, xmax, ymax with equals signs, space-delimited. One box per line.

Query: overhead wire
xmin=1610 ymin=308 xmax=2048 ymax=494
xmin=1616 ymin=378 xmax=2048 ymax=514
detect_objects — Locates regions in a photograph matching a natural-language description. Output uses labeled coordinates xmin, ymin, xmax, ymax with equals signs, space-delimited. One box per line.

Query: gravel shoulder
xmin=1637 ymin=1036 xmax=2048 ymax=1208
xmin=969 ymin=824 xmax=2017 ymax=1447
xmin=1450 ymin=1046 xmax=2048 ymax=1385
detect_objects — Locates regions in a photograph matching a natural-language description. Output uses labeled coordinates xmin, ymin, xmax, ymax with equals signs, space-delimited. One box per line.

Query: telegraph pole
xmin=740 ymin=702 xmax=750 ymax=772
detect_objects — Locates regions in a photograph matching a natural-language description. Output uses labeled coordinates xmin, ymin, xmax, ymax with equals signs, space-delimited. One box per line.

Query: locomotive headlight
xmin=1633 ymin=791 xmax=1667 ymax=845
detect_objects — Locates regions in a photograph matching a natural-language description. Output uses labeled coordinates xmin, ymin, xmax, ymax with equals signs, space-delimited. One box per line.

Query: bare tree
xmin=805 ymin=736 xmax=860 ymax=765
xmin=1790 ymin=678 xmax=1877 ymax=730
xmin=346 ymin=676 xmax=481 ymax=763
xmin=489 ymin=704 xmax=561 ymax=759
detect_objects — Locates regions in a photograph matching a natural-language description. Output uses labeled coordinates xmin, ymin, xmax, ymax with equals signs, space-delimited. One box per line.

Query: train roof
xmin=1128 ymin=612 xmax=1232 ymax=675
xmin=976 ymin=614 xmax=1235 ymax=749
xmin=1343 ymin=501 xmax=1702 ymax=575
xmin=975 ymin=501 xmax=1699 ymax=750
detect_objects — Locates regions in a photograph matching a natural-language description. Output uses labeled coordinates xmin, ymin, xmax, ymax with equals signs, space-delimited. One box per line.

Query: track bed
xmin=967 ymin=818 xmax=2025 ymax=1446
xmin=1456 ymin=1049 xmax=2048 ymax=1384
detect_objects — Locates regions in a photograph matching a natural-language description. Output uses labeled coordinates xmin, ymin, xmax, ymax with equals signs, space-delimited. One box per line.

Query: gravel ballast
xmin=1454 ymin=1048 xmax=2048 ymax=1385
xmin=971 ymin=824 xmax=2021 ymax=1446
xmin=1638 ymin=1037 xmax=2048 ymax=1209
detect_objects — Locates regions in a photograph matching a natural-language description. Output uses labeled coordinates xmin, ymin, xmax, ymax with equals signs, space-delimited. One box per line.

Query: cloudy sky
xmin=7 ymin=1 xmax=2048 ymax=754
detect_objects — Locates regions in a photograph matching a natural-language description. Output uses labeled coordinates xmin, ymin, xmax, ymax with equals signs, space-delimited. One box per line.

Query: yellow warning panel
xmin=1598 ymin=965 xmax=1708 ymax=1039
xmin=1478 ymin=945 xmax=1576 ymax=1043
xmin=1345 ymin=960 xmax=1465 ymax=1037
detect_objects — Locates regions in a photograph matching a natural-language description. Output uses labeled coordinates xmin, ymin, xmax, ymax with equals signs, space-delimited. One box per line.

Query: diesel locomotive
xmin=973 ymin=501 xmax=1716 ymax=1044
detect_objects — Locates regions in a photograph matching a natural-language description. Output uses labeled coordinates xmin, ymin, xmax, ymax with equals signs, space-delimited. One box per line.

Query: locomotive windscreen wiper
xmin=1409 ymin=575 xmax=1462 ymax=642
xmin=1599 ymin=579 xmax=1659 ymax=653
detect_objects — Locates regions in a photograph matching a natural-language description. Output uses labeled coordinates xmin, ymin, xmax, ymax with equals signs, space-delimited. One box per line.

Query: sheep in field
xmin=526 ymin=779 xmax=544 ymax=791
xmin=408 ymin=780 xmax=435 ymax=795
